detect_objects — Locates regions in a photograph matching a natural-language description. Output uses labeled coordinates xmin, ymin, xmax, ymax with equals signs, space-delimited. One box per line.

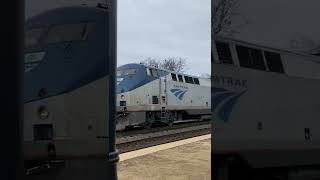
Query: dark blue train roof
xmin=25 ymin=6 xmax=106 ymax=28
xmin=117 ymin=63 xmax=169 ymax=94
xmin=24 ymin=6 xmax=109 ymax=103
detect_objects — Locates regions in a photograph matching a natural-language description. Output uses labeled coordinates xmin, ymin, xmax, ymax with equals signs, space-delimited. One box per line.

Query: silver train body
xmin=116 ymin=63 xmax=211 ymax=131
xmin=212 ymin=36 xmax=320 ymax=172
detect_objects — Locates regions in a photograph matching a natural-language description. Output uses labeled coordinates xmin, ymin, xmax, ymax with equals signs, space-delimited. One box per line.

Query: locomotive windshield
xmin=117 ymin=68 xmax=137 ymax=76
xmin=117 ymin=68 xmax=137 ymax=85
xmin=25 ymin=22 xmax=95 ymax=48
xmin=45 ymin=23 xmax=95 ymax=43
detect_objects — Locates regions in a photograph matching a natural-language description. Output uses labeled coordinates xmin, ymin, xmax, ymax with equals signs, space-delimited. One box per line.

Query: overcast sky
xmin=227 ymin=0 xmax=320 ymax=53
xmin=118 ymin=0 xmax=211 ymax=76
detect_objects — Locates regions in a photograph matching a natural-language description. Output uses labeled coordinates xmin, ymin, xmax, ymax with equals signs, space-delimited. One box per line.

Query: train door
xmin=159 ymin=76 xmax=167 ymax=106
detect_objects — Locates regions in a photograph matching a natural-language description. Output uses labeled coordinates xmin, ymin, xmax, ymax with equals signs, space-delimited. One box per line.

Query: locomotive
xmin=116 ymin=63 xmax=211 ymax=131
xmin=24 ymin=5 xmax=115 ymax=178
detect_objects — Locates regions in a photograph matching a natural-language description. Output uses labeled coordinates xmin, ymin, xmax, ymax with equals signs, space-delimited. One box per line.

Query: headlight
xmin=38 ymin=106 xmax=49 ymax=120
xmin=121 ymin=95 xmax=125 ymax=100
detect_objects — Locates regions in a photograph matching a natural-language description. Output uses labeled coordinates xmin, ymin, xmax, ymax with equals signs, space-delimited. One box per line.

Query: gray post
xmin=2 ymin=0 xmax=24 ymax=179
xmin=107 ymin=0 xmax=119 ymax=179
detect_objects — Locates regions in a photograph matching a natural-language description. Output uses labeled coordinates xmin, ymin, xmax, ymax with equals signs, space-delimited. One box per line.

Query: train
xmin=212 ymin=36 xmax=320 ymax=179
xmin=116 ymin=63 xmax=211 ymax=131
xmin=23 ymin=3 xmax=211 ymax=178
xmin=24 ymin=5 xmax=115 ymax=178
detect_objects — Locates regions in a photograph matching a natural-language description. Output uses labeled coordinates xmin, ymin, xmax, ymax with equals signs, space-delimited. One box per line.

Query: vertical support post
xmin=2 ymin=0 xmax=24 ymax=179
xmin=107 ymin=0 xmax=119 ymax=179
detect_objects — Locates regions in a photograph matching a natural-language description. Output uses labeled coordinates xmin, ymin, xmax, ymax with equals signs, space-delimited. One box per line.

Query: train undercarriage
xmin=116 ymin=109 xmax=211 ymax=131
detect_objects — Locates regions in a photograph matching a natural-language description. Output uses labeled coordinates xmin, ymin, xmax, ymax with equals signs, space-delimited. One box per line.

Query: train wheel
xmin=143 ymin=121 xmax=153 ymax=129
xmin=167 ymin=112 xmax=176 ymax=127
xmin=167 ymin=120 xmax=173 ymax=127
xmin=145 ymin=112 xmax=156 ymax=129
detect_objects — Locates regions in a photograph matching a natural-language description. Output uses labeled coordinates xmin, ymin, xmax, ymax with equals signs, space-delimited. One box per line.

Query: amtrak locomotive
xmin=116 ymin=63 xmax=211 ymax=131
xmin=24 ymin=5 xmax=114 ymax=177
xmin=212 ymin=36 xmax=320 ymax=179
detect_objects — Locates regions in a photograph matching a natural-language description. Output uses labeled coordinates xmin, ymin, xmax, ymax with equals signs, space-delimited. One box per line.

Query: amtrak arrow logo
xmin=170 ymin=88 xmax=188 ymax=100
xmin=212 ymin=87 xmax=247 ymax=122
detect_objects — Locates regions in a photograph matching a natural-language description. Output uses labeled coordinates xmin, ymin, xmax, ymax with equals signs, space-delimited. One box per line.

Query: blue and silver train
xmin=116 ymin=63 xmax=211 ymax=130
xmin=24 ymin=5 xmax=114 ymax=178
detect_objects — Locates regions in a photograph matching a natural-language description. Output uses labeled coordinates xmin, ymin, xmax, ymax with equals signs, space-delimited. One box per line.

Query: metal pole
xmin=2 ymin=0 xmax=24 ymax=179
xmin=107 ymin=0 xmax=119 ymax=179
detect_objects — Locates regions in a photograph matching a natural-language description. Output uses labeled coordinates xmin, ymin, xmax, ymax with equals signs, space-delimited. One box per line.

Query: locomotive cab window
xmin=45 ymin=22 xmax=95 ymax=44
xmin=147 ymin=68 xmax=158 ymax=77
xmin=171 ymin=73 xmax=177 ymax=81
xmin=190 ymin=77 xmax=194 ymax=84
xmin=194 ymin=78 xmax=200 ymax=85
xmin=216 ymin=41 xmax=233 ymax=64
xmin=236 ymin=45 xmax=266 ymax=70
xmin=185 ymin=76 xmax=194 ymax=84
xmin=264 ymin=51 xmax=285 ymax=73
xmin=178 ymin=74 xmax=183 ymax=82
xmin=146 ymin=68 xmax=152 ymax=76
xmin=184 ymin=76 xmax=189 ymax=83
xmin=151 ymin=69 xmax=158 ymax=77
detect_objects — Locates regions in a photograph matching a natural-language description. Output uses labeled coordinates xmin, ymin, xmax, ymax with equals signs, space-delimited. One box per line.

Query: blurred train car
xmin=24 ymin=5 xmax=114 ymax=178
xmin=212 ymin=36 xmax=320 ymax=179
xmin=116 ymin=63 xmax=211 ymax=131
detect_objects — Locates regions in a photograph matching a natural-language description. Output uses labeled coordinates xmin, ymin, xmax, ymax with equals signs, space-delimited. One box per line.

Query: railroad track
xmin=116 ymin=120 xmax=211 ymax=153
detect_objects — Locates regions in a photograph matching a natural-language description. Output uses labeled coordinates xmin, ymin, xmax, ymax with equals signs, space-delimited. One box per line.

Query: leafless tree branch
xmin=140 ymin=57 xmax=187 ymax=73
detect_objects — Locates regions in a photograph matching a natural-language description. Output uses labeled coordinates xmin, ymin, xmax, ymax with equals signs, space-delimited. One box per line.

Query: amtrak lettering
xmin=212 ymin=74 xmax=247 ymax=88
xmin=173 ymin=84 xmax=188 ymax=89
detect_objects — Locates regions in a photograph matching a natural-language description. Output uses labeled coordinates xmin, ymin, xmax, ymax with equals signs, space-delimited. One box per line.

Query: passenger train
xmin=23 ymin=4 xmax=210 ymax=177
xmin=212 ymin=36 xmax=320 ymax=179
xmin=116 ymin=63 xmax=211 ymax=131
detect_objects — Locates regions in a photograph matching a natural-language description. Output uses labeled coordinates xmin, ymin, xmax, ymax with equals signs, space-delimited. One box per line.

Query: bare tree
xmin=212 ymin=0 xmax=248 ymax=37
xmin=140 ymin=57 xmax=187 ymax=73
xmin=213 ymin=0 xmax=236 ymax=36
xmin=141 ymin=57 xmax=161 ymax=68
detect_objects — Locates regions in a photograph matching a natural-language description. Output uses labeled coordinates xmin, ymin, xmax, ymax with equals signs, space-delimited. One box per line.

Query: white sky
xmin=118 ymin=0 xmax=211 ymax=76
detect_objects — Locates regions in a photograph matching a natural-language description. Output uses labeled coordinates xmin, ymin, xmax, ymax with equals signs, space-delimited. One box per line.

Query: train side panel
xmin=212 ymin=38 xmax=320 ymax=168
xmin=165 ymin=77 xmax=211 ymax=111
xmin=24 ymin=77 xmax=109 ymax=160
